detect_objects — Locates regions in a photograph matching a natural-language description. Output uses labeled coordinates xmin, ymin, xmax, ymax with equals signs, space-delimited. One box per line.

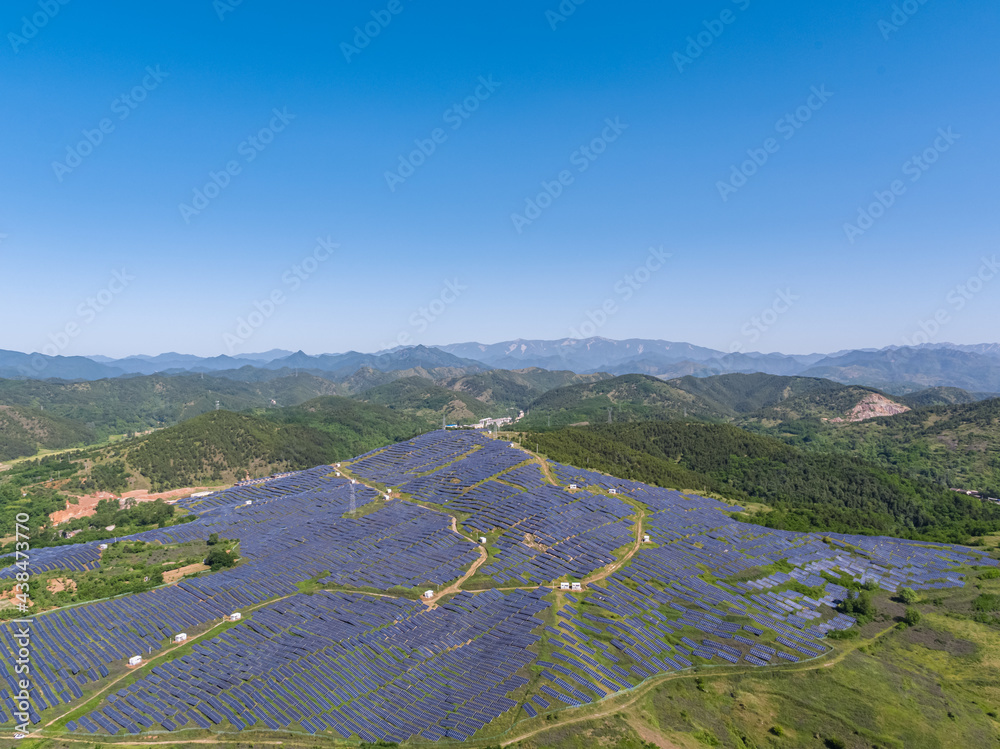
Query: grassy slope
xmin=511 ymin=581 xmax=1000 ymax=749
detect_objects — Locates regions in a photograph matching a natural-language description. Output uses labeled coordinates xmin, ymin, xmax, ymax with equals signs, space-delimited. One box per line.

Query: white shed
xmin=570 ymin=582 xmax=582 ymax=591
xmin=568 ymin=483 xmax=578 ymax=490
xmin=225 ymin=612 xmax=242 ymax=622
xmin=423 ymin=590 xmax=434 ymax=599
xmin=173 ymin=633 xmax=188 ymax=643
xmin=478 ymin=536 xmax=487 ymax=544
xmin=128 ymin=655 xmax=142 ymax=667
xmin=559 ymin=582 xmax=571 ymax=590
xmin=98 ymin=543 xmax=108 ymax=551
xmin=643 ymin=534 xmax=651 ymax=543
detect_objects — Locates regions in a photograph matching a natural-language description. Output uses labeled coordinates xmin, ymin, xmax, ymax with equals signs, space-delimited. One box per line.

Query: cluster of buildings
xmin=951 ymin=487 xmax=1000 ymax=503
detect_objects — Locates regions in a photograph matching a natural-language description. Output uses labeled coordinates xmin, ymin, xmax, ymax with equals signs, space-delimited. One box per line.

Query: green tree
xmin=205 ymin=546 xmax=237 ymax=571
xmin=900 ymin=587 xmax=919 ymax=604
xmin=903 ymin=607 xmax=921 ymax=626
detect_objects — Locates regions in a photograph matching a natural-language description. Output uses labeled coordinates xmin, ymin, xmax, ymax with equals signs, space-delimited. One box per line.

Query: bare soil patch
xmin=47 ymin=577 xmax=77 ymax=594
xmin=50 ymin=491 xmax=115 ymax=525
xmin=163 ymin=563 xmax=209 ymax=584
xmin=50 ymin=486 xmax=211 ymax=525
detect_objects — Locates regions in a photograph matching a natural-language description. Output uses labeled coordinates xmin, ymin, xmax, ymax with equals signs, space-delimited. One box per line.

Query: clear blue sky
xmin=1 ymin=0 xmax=997 ymax=357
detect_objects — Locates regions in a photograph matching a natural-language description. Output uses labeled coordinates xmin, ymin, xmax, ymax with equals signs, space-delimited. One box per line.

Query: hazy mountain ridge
xmin=5 ymin=340 xmax=1000 ymax=394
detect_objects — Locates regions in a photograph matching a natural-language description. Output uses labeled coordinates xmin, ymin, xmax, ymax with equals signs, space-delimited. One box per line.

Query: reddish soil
xmin=49 ymin=487 xmax=212 ymax=525
xmin=50 ymin=492 xmax=116 ymax=525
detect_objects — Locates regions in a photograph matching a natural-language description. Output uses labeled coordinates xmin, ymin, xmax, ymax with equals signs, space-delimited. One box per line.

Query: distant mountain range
xmin=2 ymin=339 xmax=1000 ymax=394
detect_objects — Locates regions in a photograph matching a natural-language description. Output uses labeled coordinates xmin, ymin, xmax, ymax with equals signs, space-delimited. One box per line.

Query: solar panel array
xmin=66 ymin=589 xmax=547 ymax=740
xmin=1 ymin=429 xmax=994 ymax=738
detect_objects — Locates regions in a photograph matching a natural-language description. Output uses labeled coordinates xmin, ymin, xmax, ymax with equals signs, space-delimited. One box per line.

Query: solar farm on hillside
xmin=1 ymin=430 xmax=995 ymax=743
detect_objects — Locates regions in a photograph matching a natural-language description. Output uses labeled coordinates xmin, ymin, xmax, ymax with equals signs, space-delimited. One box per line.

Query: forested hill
xmin=524 ymin=422 xmax=1000 ymax=544
xmin=79 ymin=398 xmax=430 ymax=491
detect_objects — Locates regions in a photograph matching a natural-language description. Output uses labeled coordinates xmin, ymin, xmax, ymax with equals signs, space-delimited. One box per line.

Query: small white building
xmin=559 ymin=582 xmax=571 ymax=590
xmin=643 ymin=534 xmax=651 ymax=543
xmin=570 ymin=582 xmax=582 ymax=591
xmin=244 ymin=500 xmax=253 ymax=506
xmin=173 ymin=633 xmax=188 ymax=643
xmin=609 ymin=488 xmax=619 ymax=495
xmin=423 ymin=590 xmax=434 ymax=599
xmin=478 ymin=536 xmax=487 ymax=544
xmin=335 ymin=463 xmax=341 ymax=468
xmin=98 ymin=543 xmax=108 ymax=551
xmin=568 ymin=483 xmax=578 ymax=490
xmin=128 ymin=655 xmax=142 ymax=667
xmin=225 ymin=612 xmax=242 ymax=622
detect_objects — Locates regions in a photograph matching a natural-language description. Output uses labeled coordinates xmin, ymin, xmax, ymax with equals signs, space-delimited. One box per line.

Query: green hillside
xmin=774 ymin=398 xmax=1000 ymax=498
xmin=441 ymin=367 xmax=611 ymax=410
xmin=0 ymin=404 xmax=96 ymax=460
xmin=667 ymin=372 xmax=849 ymax=415
xmin=900 ymin=386 xmax=991 ymax=408
xmin=519 ymin=373 xmax=727 ymax=429
xmin=518 ymin=372 xmax=906 ymax=431
xmin=0 ymin=373 xmax=341 ymax=445
xmin=358 ymin=376 xmax=495 ymax=423
xmin=79 ymin=397 xmax=428 ymax=491
xmin=523 ymin=421 xmax=1000 ymax=543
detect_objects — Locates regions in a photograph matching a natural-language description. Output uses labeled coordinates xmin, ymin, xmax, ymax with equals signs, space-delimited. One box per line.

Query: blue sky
xmin=1 ymin=0 xmax=997 ymax=357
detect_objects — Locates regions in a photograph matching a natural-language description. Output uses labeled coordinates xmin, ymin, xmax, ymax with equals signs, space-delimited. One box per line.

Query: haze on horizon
xmin=1 ymin=0 xmax=997 ymax=359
